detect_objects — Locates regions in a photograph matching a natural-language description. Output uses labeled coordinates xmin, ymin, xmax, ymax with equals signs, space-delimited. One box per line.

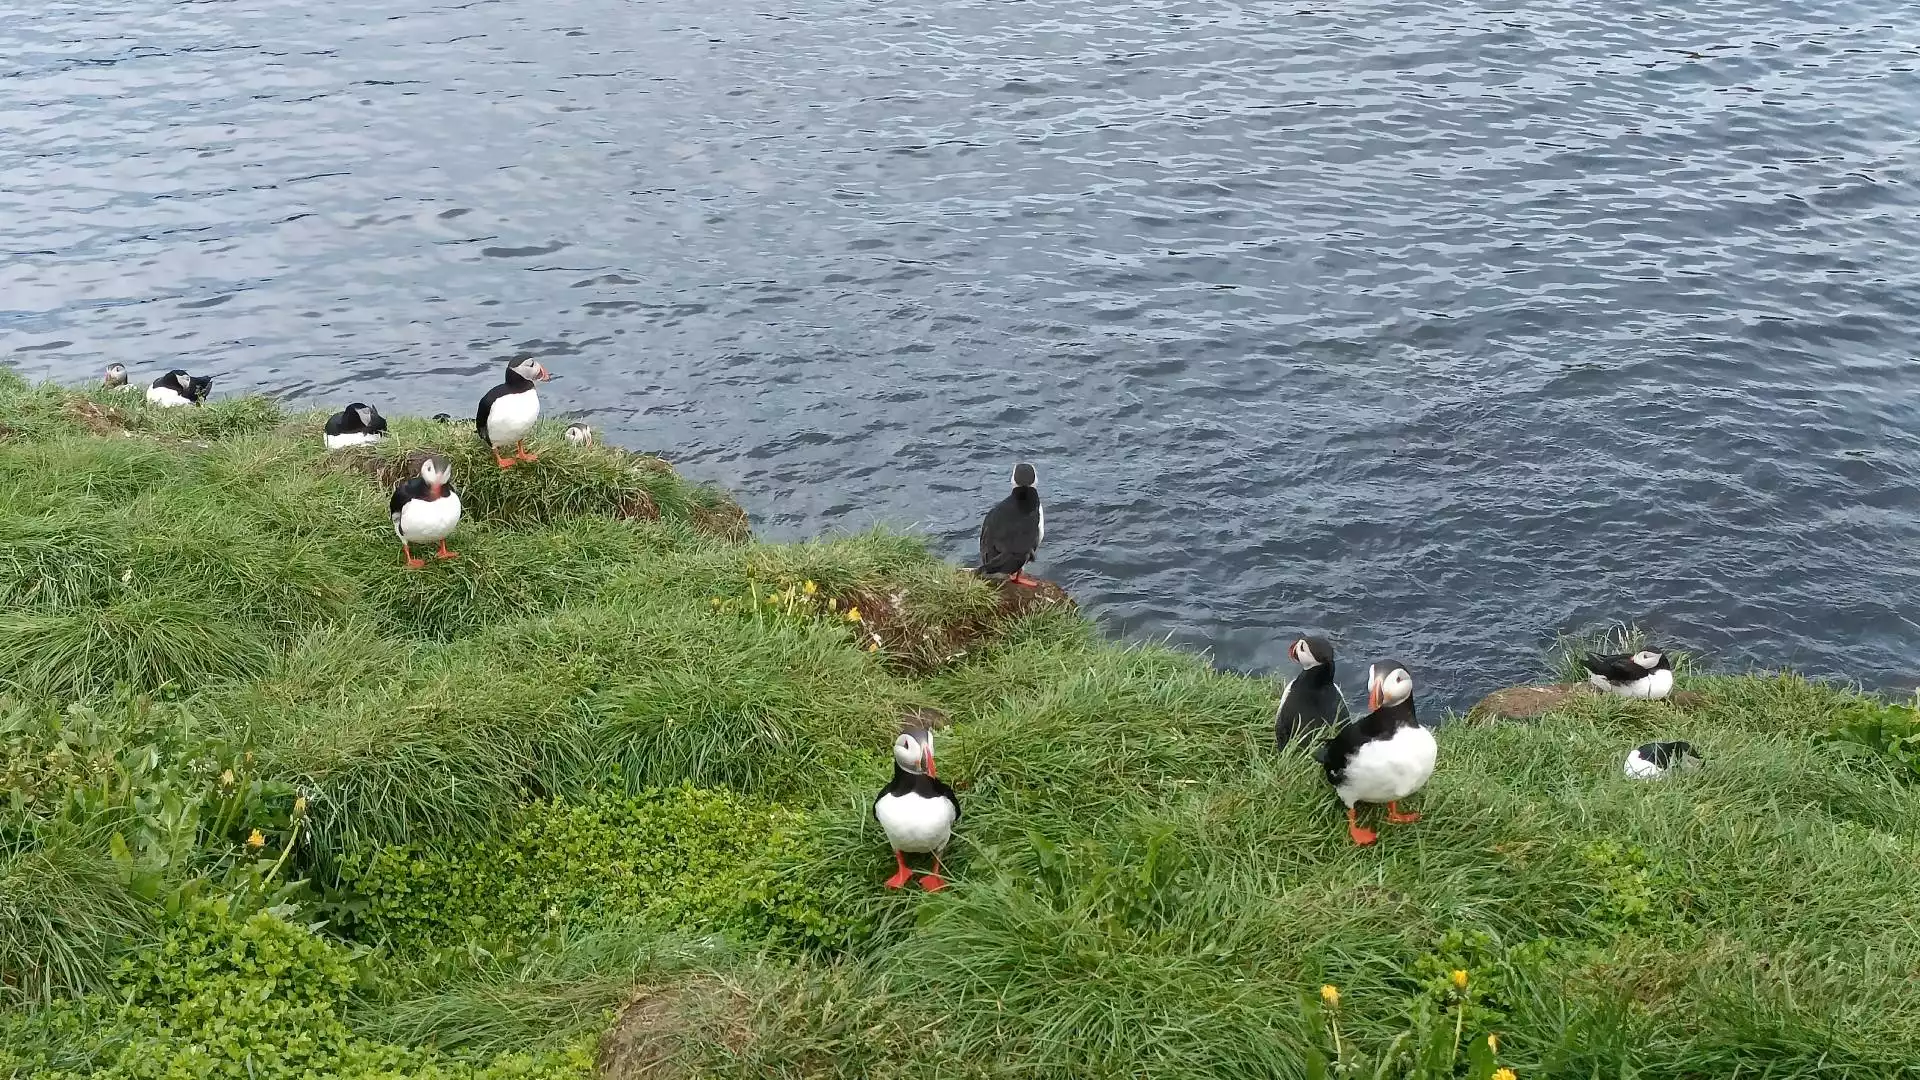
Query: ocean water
xmin=5 ymin=0 xmax=1919 ymax=710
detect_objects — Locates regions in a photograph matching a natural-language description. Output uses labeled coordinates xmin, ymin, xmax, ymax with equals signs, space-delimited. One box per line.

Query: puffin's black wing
xmin=476 ymin=384 xmax=507 ymax=445
xmin=1582 ymin=653 xmax=1642 ymax=682
xmin=324 ymin=410 xmax=350 ymax=437
xmin=917 ymin=774 xmax=961 ymax=822
xmin=389 ymin=477 xmax=419 ymax=518
xmin=368 ymin=410 xmax=389 ymax=435
xmin=978 ymin=492 xmax=1039 ymax=574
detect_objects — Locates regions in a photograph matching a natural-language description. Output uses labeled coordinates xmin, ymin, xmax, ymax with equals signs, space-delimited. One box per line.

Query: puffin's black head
xmin=1011 ymin=462 xmax=1037 ymax=490
xmin=892 ymin=728 xmax=935 ymax=777
xmin=1366 ymin=661 xmax=1414 ymax=712
xmin=1290 ymin=635 xmax=1334 ymax=669
xmin=1662 ymin=740 xmax=1702 ymax=763
xmin=432 ymin=413 xmax=454 ymax=424
xmin=1632 ymin=650 xmax=1670 ymax=672
xmin=185 ymin=375 xmax=214 ymax=403
xmin=103 ymin=364 xmax=128 ymax=388
xmin=507 ymin=356 xmax=551 ymax=383
xmin=417 ymin=455 xmax=454 ymax=494
xmin=158 ymin=368 xmax=190 ymax=390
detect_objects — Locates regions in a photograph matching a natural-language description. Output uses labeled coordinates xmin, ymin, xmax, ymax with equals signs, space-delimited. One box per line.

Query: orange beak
xmin=1368 ymin=679 xmax=1381 ymax=712
xmin=922 ymin=733 xmax=937 ymax=778
xmin=535 ymin=363 xmax=551 ymax=381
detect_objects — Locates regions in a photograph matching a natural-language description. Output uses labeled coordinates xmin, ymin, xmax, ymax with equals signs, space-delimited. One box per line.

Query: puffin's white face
xmin=1291 ymin=639 xmax=1321 ymax=668
xmin=510 ymin=357 xmax=551 ymax=382
xmin=565 ymin=424 xmax=592 ymax=446
xmin=355 ymin=405 xmax=375 ymax=428
xmin=1368 ymin=664 xmax=1413 ymax=710
xmin=104 ymin=364 xmax=127 ymax=386
xmin=1632 ymin=650 xmax=1663 ymax=669
xmin=419 ymin=458 xmax=452 ymax=489
xmin=892 ymin=733 xmax=926 ymax=774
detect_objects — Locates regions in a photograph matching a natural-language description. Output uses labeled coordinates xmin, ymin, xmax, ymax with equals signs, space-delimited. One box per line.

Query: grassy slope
xmin=2 ymin=372 xmax=1918 ymax=1079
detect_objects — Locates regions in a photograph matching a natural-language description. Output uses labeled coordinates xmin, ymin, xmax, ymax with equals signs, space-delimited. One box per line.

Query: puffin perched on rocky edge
xmin=1584 ymin=649 xmax=1674 ymax=700
xmin=977 ymin=462 xmax=1044 ymax=587
xmin=1276 ymin=635 xmax=1348 ymax=751
xmin=389 ymin=455 xmax=462 ymax=568
xmin=476 ymin=357 xmax=550 ymax=468
xmin=323 ymin=403 xmax=389 ymax=449
xmin=874 ymin=726 xmax=960 ymax=891
xmin=1319 ymin=660 xmax=1436 ymax=845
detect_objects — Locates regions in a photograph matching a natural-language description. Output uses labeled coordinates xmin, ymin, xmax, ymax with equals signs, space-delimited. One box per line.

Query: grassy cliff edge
xmin=1 ymin=372 xmax=1917 ymax=1079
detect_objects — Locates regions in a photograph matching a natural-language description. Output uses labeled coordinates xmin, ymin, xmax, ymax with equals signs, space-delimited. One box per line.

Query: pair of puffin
xmin=977 ymin=462 xmax=1044 ymax=586
xmin=1275 ymin=638 xmax=1436 ymax=846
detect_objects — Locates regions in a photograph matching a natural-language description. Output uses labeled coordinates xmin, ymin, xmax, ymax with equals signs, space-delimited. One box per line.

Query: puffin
xmin=1320 ymin=660 xmax=1437 ymax=846
xmin=103 ymin=364 xmax=129 ymax=389
xmin=1583 ymin=650 xmax=1674 ymax=700
xmin=1624 ymin=740 xmax=1702 ymax=780
xmin=388 ymin=455 xmax=462 ymax=568
xmin=873 ymin=726 xmax=960 ymax=891
xmin=431 ymin=413 xmax=455 ymax=424
xmin=475 ymin=357 xmax=551 ymax=468
xmin=147 ymin=369 xmax=198 ymax=408
xmin=977 ymin=462 xmax=1044 ymax=587
xmin=1276 ymin=635 xmax=1349 ymax=751
xmin=564 ymin=423 xmax=593 ymax=446
xmin=186 ymin=374 xmax=214 ymax=404
xmin=323 ymin=403 xmax=389 ymax=450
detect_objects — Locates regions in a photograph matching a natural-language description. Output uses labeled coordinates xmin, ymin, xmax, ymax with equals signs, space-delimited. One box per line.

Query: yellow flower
xmin=246 ymin=829 xmax=266 ymax=849
xmin=293 ymin=796 xmax=308 ymax=817
xmin=1488 ymin=1033 xmax=1499 ymax=1053
xmin=1450 ymin=969 xmax=1469 ymax=991
xmin=219 ymin=769 xmax=235 ymax=787
xmin=1319 ymin=984 xmax=1340 ymax=1008
xmin=866 ymin=642 xmax=880 ymax=653
xmin=1492 ymin=1069 xmax=1516 ymax=1080
xmin=845 ymin=608 xmax=862 ymax=623
xmin=803 ymin=580 xmax=817 ymax=595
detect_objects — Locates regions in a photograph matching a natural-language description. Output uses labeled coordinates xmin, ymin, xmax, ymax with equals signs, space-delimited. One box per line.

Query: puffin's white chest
xmin=1590 ymin=668 xmax=1673 ymax=700
xmin=1623 ymin=748 xmax=1666 ymax=779
xmin=147 ymin=385 xmax=192 ymax=408
xmin=875 ymin=792 xmax=955 ymax=853
xmin=396 ymin=492 xmax=463 ymax=542
xmin=325 ymin=431 xmax=384 ymax=450
xmin=1335 ymin=724 xmax=1437 ymax=806
xmin=485 ymin=388 xmax=540 ymax=446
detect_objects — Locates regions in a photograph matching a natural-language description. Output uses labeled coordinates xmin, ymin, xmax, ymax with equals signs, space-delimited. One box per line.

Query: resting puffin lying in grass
xmin=1584 ymin=649 xmax=1674 ymax=699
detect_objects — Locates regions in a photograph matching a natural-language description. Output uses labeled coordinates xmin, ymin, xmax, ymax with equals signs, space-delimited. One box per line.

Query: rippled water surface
xmin=6 ymin=0 xmax=1920 ymax=709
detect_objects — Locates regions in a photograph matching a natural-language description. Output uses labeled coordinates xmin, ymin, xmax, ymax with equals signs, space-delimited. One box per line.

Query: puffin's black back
xmin=979 ymin=487 xmax=1042 ymax=574
xmin=475 ymin=366 xmax=534 ymax=444
xmin=873 ymin=764 xmax=961 ymax=819
xmin=1319 ymin=697 xmax=1416 ymax=785
xmin=1585 ymin=652 xmax=1671 ymax=681
xmin=1636 ymin=740 xmax=1697 ymax=768
xmin=1276 ymin=662 xmax=1347 ymax=750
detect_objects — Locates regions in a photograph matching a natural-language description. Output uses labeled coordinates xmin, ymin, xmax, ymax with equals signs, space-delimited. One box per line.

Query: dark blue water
xmin=5 ymin=0 xmax=1920 ymax=710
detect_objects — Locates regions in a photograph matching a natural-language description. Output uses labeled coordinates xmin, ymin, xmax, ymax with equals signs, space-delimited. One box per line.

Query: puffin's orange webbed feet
xmin=1347 ymin=806 xmax=1378 ymax=846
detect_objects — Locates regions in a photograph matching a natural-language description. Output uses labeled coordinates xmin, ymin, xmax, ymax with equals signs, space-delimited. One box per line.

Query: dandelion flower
xmin=1320 ymin=984 xmax=1340 ymax=1007
xmin=1488 ymin=1033 xmax=1499 ymax=1053
xmin=246 ymin=829 xmax=266 ymax=849
xmin=803 ymin=580 xmax=817 ymax=595
xmin=219 ymin=769 xmax=235 ymax=787
xmin=293 ymin=796 xmax=308 ymax=816
xmin=1451 ymin=969 xmax=1469 ymax=991
xmin=1492 ymin=1070 xmax=1516 ymax=1080
xmin=845 ymin=608 xmax=862 ymax=623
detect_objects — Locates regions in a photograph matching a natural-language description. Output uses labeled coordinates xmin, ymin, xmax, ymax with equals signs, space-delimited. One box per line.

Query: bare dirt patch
xmin=597 ymin=975 xmax=753 ymax=1080
xmin=849 ymin=574 xmax=1075 ymax=674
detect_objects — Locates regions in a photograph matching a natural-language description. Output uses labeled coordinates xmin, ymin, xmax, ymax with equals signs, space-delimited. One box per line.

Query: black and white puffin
xmin=431 ymin=412 xmax=455 ymax=424
xmin=1276 ymin=635 xmax=1349 ymax=751
xmin=147 ymin=369 xmax=197 ymax=408
xmin=185 ymin=374 xmax=214 ymax=404
xmin=1319 ymin=660 xmax=1437 ymax=846
xmin=1624 ymin=740 xmax=1702 ymax=779
xmin=388 ymin=455 xmax=462 ymax=568
xmin=1583 ymin=650 xmax=1674 ymax=700
xmin=564 ymin=423 xmax=593 ymax=446
xmin=475 ymin=357 xmax=550 ymax=468
xmin=323 ymin=403 xmax=389 ymax=450
xmin=103 ymin=364 xmax=129 ymax=389
xmin=977 ymin=462 xmax=1044 ymax=587
xmin=873 ymin=726 xmax=960 ymax=891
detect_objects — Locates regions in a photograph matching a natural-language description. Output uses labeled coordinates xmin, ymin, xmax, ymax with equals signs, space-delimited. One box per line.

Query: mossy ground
xmin=1 ymin=371 xmax=1917 ymax=1079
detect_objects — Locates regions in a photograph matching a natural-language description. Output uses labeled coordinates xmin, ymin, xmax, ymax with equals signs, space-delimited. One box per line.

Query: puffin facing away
xmin=323 ymin=403 xmax=389 ymax=450
xmin=1276 ymin=635 xmax=1349 ymax=751
xmin=476 ymin=357 xmax=550 ymax=468
xmin=103 ymin=364 xmax=129 ymax=389
xmin=1320 ymin=661 xmax=1436 ymax=845
xmin=185 ymin=374 xmax=214 ymax=404
xmin=1584 ymin=650 xmax=1674 ymax=700
xmin=147 ymin=369 xmax=197 ymax=408
xmin=564 ymin=423 xmax=593 ymax=446
xmin=873 ymin=727 xmax=960 ymax=891
xmin=389 ymin=455 xmax=462 ymax=568
xmin=977 ymin=462 xmax=1044 ymax=587
xmin=1625 ymin=740 xmax=1702 ymax=779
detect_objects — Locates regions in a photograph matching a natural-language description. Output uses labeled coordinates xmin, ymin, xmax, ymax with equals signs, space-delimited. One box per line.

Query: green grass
xmin=1 ymin=371 xmax=1918 ymax=1078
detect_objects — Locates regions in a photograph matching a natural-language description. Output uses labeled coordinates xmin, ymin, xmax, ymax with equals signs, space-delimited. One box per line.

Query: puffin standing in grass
xmin=1583 ymin=650 xmax=1674 ymax=700
xmin=1320 ymin=661 xmax=1436 ymax=846
xmin=476 ymin=357 xmax=550 ymax=468
xmin=977 ymin=462 xmax=1044 ymax=587
xmin=1276 ymin=635 xmax=1349 ymax=751
xmin=874 ymin=726 xmax=960 ymax=891
xmin=1624 ymin=740 xmax=1702 ymax=779
xmin=389 ymin=455 xmax=462 ymax=568
xmin=147 ymin=369 xmax=198 ymax=407
xmin=323 ymin=403 xmax=389 ymax=449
